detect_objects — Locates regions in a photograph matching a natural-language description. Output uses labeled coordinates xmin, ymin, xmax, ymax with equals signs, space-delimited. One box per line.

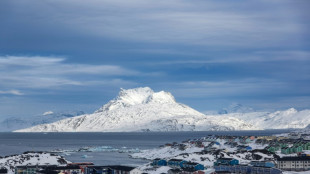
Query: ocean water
xmin=0 ymin=130 xmax=290 ymax=166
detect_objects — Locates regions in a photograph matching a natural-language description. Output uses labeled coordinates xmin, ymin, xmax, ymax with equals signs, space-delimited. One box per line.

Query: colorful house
xmin=282 ymin=147 xmax=291 ymax=154
xmin=281 ymin=146 xmax=303 ymax=154
xmin=267 ymin=146 xmax=280 ymax=153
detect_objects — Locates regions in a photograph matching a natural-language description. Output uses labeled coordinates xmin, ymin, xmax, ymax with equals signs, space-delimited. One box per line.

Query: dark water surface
xmin=0 ymin=130 xmax=290 ymax=166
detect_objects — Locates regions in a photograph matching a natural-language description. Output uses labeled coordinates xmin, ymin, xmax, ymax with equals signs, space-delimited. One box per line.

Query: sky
xmin=0 ymin=0 xmax=309 ymax=118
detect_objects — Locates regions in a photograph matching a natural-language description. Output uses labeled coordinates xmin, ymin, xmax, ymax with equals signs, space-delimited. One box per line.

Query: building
xmin=0 ymin=168 xmax=7 ymax=174
xmin=109 ymin=166 xmax=141 ymax=174
xmin=214 ymin=165 xmax=282 ymax=174
xmin=182 ymin=162 xmax=204 ymax=171
xmin=168 ymin=159 xmax=188 ymax=168
xmin=250 ymin=161 xmax=275 ymax=168
xmin=214 ymin=158 xmax=239 ymax=166
xmin=84 ymin=166 xmax=141 ymax=174
xmin=277 ymin=156 xmax=310 ymax=171
xmin=152 ymin=158 xmax=167 ymax=166
xmin=281 ymin=146 xmax=303 ymax=154
xmin=167 ymin=168 xmax=205 ymax=174
xmin=15 ymin=165 xmax=58 ymax=174
xmin=37 ymin=165 xmax=83 ymax=174
xmin=83 ymin=166 xmax=111 ymax=174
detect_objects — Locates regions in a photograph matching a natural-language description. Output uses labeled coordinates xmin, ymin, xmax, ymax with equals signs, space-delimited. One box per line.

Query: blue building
xmin=168 ymin=159 xmax=188 ymax=168
xmin=250 ymin=161 xmax=275 ymax=168
xmin=214 ymin=158 xmax=239 ymax=166
xmin=182 ymin=162 xmax=204 ymax=171
xmin=246 ymin=146 xmax=253 ymax=151
xmin=152 ymin=158 xmax=167 ymax=166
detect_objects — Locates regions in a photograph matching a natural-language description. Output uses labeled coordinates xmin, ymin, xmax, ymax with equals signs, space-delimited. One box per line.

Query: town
xmin=2 ymin=132 xmax=310 ymax=174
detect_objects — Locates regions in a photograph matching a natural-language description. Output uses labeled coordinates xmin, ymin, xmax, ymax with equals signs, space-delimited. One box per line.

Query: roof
xmin=37 ymin=170 xmax=59 ymax=174
xmin=278 ymin=156 xmax=310 ymax=161
xmin=168 ymin=159 xmax=184 ymax=162
xmin=47 ymin=166 xmax=81 ymax=170
xmin=215 ymin=171 xmax=231 ymax=173
xmin=250 ymin=161 xmax=272 ymax=163
xmin=218 ymin=158 xmax=234 ymax=160
xmin=67 ymin=162 xmax=94 ymax=165
xmin=184 ymin=162 xmax=200 ymax=165
xmin=15 ymin=165 xmax=58 ymax=169
xmin=107 ymin=165 xmax=135 ymax=171
xmin=85 ymin=166 xmax=110 ymax=169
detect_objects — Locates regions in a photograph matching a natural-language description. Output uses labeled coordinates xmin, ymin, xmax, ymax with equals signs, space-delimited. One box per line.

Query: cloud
xmin=0 ymin=90 xmax=24 ymax=95
xmin=0 ymin=56 xmax=138 ymax=75
xmin=0 ymin=56 xmax=64 ymax=67
xmin=166 ymin=79 xmax=289 ymax=99
xmin=2 ymin=0 xmax=307 ymax=49
xmin=0 ymin=56 xmax=139 ymax=89
xmin=28 ymin=0 xmax=306 ymax=48
xmin=152 ymin=50 xmax=310 ymax=65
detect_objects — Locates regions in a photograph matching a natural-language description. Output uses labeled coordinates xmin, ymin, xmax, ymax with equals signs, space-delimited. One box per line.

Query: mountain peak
xmin=96 ymin=87 xmax=176 ymax=112
xmin=117 ymin=87 xmax=154 ymax=105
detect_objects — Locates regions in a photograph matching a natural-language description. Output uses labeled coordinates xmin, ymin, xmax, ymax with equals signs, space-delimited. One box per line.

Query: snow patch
xmin=43 ymin=111 xmax=54 ymax=116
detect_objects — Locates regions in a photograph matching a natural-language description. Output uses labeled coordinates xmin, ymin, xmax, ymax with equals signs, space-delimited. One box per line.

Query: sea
xmin=0 ymin=130 xmax=291 ymax=167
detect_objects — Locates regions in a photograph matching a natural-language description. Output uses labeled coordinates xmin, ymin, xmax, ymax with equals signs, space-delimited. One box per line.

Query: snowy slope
xmin=0 ymin=111 xmax=85 ymax=132
xmin=0 ymin=152 xmax=69 ymax=174
xmin=219 ymin=108 xmax=310 ymax=129
xmin=15 ymin=87 xmax=255 ymax=132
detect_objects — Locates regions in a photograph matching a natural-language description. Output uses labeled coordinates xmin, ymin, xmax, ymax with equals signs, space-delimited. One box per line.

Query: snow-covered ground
xmin=0 ymin=152 xmax=69 ymax=174
xmin=131 ymin=133 xmax=310 ymax=174
xmin=130 ymin=138 xmax=277 ymax=173
xmin=222 ymin=108 xmax=310 ymax=130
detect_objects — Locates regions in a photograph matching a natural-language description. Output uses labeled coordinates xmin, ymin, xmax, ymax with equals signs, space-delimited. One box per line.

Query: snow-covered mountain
xmin=220 ymin=108 xmax=310 ymax=129
xmin=0 ymin=111 xmax=85 ymax=132
xmin=15 ymin=87 xmax=254 ymax=132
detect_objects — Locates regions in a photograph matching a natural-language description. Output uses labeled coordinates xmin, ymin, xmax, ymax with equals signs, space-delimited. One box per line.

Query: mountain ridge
xmin=0 ymin=111 xmax=85 ymax=132
xmin=15 ymin=87 xmax=254 ymax=132
xmin=13 ymin=87 xmax=310 ymax=132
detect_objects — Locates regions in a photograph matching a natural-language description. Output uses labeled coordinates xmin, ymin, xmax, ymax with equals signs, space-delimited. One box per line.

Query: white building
xmin=277 ymin=156 xmax=310 ymax=171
